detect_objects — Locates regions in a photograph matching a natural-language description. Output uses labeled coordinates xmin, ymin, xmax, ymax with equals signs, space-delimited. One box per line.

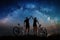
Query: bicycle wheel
xmin=13 ymin=27 xmax=20 ymax=36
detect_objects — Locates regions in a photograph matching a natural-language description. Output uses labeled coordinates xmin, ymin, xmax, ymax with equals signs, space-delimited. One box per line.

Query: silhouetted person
xmin=31 ymin=17 xmax=39 ymax=35
xmin=24 ymin=16 xmax=31 ymax=34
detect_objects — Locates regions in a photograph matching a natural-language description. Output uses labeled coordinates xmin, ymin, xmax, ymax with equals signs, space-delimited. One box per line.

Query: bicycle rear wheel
xmin=13 ymin=27 xmax=20 ymax=36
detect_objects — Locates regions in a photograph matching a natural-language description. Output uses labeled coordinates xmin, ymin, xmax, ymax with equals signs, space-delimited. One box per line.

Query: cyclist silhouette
xmin=24 ymin=16 xmax=32 ymax=34
xmin=31 ymin=17 xmax=39 ymax=34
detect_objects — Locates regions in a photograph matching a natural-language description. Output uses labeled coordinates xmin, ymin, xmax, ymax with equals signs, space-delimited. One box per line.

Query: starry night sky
xmin=0 ymin=0 xmax=60 ymax=26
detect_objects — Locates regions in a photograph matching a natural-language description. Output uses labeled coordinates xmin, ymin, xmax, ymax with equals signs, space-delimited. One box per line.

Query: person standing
xmin=24 ymin=16 xmax=31 ymax=34
xmin=31 ymin=17 xmax=39 ymax=35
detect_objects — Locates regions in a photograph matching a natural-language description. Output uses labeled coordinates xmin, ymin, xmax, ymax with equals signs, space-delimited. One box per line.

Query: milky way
xmin=0 ymin=3 xmax=59 ymax=27
xmin=0 ymin=0 xmax=60 ymax=27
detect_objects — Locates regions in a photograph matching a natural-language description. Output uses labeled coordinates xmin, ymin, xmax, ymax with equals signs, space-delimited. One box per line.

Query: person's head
xmin=34 ymin=17 xmax=37 ymax=19
xmin=26 ymin=17 xmax=28 ymax=19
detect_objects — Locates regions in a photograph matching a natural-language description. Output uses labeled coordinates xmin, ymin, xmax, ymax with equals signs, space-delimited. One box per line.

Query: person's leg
xmin=35 ymin=26 xmax=37 ymax=35
xmin=28 ymin=27 xmax=30 ymax=35
xmin=25 ymin=27 xmax=28 ymax=35
xmin=33 ymin=26 xmax=37 ymax=35
xmin=25 ymin=27 xmax=30 ymax=35
xmin=33 ymin=27 xmax=35 ymax=35
xmin=25 ymin=28 xmax=29 ymax=35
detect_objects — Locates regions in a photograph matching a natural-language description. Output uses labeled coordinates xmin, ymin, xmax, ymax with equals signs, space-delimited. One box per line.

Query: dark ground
xmin=0 ymin=34 xmax=60 ymax=40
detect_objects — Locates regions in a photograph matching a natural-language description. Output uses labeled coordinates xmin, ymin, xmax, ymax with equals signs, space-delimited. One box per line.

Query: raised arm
xmin=31 ymin=16 xmax=34 ymax=19
xmin=29 ymin=16 xmax=34 ymax=19
xmin=36 ymin=19 xmax=39 ymax=25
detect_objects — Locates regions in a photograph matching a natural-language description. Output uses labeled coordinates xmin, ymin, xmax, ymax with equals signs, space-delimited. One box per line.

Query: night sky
xmin=0 ymin=0 xmax=60 ymax=36
xmin=0 ymin=0 xmax=60 ymax=26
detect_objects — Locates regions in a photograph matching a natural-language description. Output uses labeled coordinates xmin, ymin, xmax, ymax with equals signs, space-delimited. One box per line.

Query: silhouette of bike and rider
xmin=24 ymin=17 xmax=31 ymax=34
xmin=24 ymin=16 xmax=39 ymax=34
xmin=13 ymin=16 xmax=47 ymax=37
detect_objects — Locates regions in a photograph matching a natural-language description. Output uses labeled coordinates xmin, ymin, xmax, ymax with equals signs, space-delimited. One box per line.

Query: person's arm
xmin=30 ymin=16 xmax=34 ymax=19
xmin=37 ymin=20 xmax=39 ymax=25
xmin=29 ymin=16 xmax=34 ymax=19
xmin=24 ymin=20 xmax=26 ymax=27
